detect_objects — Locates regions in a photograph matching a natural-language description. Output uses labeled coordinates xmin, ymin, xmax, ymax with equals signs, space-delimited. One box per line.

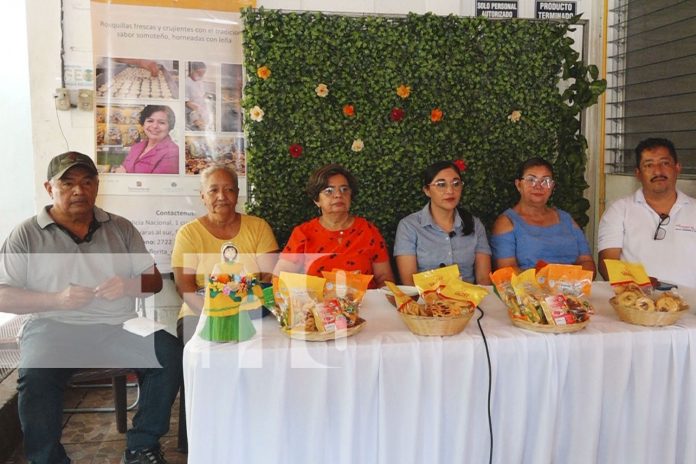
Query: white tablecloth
xmin=183 ymin=283 xmax=696 ymax=464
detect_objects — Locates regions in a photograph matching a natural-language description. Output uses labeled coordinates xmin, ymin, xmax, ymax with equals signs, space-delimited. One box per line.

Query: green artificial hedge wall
xmin=242 ymin=9 xmax=606 ymax=249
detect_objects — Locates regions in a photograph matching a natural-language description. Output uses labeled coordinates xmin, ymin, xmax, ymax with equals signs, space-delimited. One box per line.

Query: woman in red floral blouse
xmin=273 ymin=164 xmax=394 ymax=288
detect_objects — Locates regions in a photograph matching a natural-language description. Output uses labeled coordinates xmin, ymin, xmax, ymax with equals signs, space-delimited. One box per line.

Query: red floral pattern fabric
xmin=281 ymin=216 xmax=389 ymax=288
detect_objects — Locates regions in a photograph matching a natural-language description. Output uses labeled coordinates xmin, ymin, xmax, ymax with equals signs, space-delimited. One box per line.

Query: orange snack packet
xmin=491 ymin=267 xmax=520 ymax=317
xmin=321 ymin=270 xmax=372 ymax=302
xmin=538 ymin=263 xmax=593 ymax=297
xmin=320 ymin=270 xmax=373 ymax=328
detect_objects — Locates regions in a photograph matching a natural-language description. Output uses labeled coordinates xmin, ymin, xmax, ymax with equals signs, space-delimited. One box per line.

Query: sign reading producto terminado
xmin=476 ymin=1 xmax=518 ymax=18
xmin=536 ymin=1 xmax=577 ymax=20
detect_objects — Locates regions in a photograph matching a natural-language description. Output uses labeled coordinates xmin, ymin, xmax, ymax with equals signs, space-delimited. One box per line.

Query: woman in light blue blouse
xmin=394 ymin=161 xmax=492 ymax=285
xmin=490 ymin=157 xmax=596 ymax=274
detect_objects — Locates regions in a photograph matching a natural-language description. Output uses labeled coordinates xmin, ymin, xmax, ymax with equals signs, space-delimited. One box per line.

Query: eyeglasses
xmin=653 ymin=213 xmax=670 ymax=240
xmin=520 ymin=175 xmax=555 ymax=189
xmin=320 ymin=185 xmax=352 ymax=196
xmin=429 ymin=179 xmax=463 ymax=191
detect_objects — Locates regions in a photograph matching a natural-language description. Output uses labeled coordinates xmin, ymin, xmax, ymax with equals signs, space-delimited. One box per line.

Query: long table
xmin=183 ymin=283 xmax=696 ymax=464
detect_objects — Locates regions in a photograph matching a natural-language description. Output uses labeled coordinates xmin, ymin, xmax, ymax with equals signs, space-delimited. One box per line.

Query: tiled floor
xmin=5 ymin=380 xmax=187 ymax=463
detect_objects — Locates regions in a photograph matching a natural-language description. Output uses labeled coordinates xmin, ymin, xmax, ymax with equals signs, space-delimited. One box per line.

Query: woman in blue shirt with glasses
xmin=394 ymin=160 xmax=492 ymax=285
xmin=490 ymin=157 xmax=595 ymax=274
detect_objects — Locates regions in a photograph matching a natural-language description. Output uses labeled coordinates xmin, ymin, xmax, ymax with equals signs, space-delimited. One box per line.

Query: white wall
xmin=0 ymin=1 xmax=35 ymax=242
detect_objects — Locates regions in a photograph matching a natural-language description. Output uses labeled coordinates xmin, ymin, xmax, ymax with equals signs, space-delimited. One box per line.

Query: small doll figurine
xmin=221 ymin=243 xmax=238 ymax=263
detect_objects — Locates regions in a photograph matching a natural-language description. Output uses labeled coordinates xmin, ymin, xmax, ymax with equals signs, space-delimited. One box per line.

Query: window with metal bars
xmin=605 ymin=0 xmax=696 ymax=175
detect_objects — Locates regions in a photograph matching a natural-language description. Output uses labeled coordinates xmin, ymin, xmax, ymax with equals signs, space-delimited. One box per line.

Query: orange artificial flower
xmin=343 ymin=104 xmax=355 ymax=117
xmin=257 ymin=66 xmax=271 ymax=80
xmin=215 ymin=274 xmax=231 ymax=284
xmin=396 ymin=84 xmax=411 ymax=99
xmin=430 ymin=108 xmax=443 ymax=122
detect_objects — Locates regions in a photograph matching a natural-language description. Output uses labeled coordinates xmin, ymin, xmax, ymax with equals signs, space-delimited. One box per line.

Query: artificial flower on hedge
xmin=396 ymin=84 xmax=411 ymax=99
xmin=289 ymin=144 xmax=303 ymax=158
xmin=343 ymin=104 xmax=355 ymax=117
xmin=508 ymin=110 xmax=522 ymax=122
xmin=257 ymin=66 xmax=271 ymax=80
xmin=242 ymin=9 xmax=607 ymax=249
xmin=351 ymin=139 xmax=364 ymax=152
xmin=315 ymin=83 xmax=329 ymax=97
xmin=430 ymin=108 xmax=443 ymax=122
xmin=390 ymin=107 xmax=405 ymax=122
xmin=454 ymin=159 xmax=467 ymax=172
xmin=249 ymin=106 xmax=264 ymax=122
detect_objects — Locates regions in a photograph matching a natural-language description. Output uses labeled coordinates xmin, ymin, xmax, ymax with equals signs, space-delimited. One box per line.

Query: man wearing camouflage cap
xmin=0 ymin=152 xmax=182 ymax=464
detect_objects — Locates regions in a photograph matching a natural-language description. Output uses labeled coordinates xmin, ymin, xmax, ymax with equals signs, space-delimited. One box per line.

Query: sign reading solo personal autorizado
xmin=476 ymin=1 xmax=518 ymax=19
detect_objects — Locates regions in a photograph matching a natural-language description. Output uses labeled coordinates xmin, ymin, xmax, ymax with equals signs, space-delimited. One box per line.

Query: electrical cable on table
xmin=476 ymin=306 xmax=493 ymax=464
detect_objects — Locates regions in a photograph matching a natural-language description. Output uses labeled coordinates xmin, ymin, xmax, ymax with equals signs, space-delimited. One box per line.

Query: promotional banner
xmin=90 ymin=0 xmax=253 ymax=271
xmin=91 ymin=0 xmax=251 ymax=196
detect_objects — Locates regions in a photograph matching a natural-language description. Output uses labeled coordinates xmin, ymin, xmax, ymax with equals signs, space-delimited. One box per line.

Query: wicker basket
xmin=399 ymin=311 xmax=474 ymax=336
xmin=510 ymin=317 xmax=589 ymax=333
xmin=281 ymin=318 xmax=366 ymax=341
xmin=610 ymin=297 xmax=689 ymax=327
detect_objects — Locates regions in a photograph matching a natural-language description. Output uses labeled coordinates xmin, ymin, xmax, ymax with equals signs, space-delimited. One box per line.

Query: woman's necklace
xmin=320 ymin=215 xmax=353 ymax=244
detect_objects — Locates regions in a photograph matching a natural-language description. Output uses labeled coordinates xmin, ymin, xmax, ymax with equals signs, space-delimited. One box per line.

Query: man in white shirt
xmin=598 ymin=138 xmax=696 ymax=287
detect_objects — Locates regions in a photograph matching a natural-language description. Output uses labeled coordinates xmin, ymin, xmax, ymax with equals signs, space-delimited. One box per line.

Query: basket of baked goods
xmin=605 ymin=259 xmax=689 ymax=327
xmin=269 ymin=270 xmax=371 ymax=341
xmin=491 ymin=264 xmax=594 ymax=333
xmin=385 ymin=265 xmax=488 ymax=336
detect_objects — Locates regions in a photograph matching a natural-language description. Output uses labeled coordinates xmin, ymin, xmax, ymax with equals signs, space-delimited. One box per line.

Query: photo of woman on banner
xmin=114 ymin=104 xmax=180 ymax=174
xmin=186 ymin=61 xmax=215 ymax=131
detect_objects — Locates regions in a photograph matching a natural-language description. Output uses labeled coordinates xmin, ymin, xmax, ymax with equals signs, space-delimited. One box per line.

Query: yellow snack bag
xmin=435 ymin=279 xmax=488 ymax=316
xmin=511 ymin=269 xmax=548 ymax=324
xmin=277 ymin=272 xmax=326 ymax=332
xmin=413 ymin=264 xmax=460 ymax=304
xmin=604 ymin=259 xmax=651 ymax=288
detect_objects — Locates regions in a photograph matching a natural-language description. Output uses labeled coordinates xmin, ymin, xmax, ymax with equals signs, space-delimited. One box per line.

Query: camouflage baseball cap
xmin=47 ymin=152 xmax=98 ymax=181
